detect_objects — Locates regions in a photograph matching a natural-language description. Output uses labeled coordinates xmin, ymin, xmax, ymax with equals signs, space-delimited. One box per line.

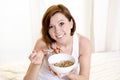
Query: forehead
xmin=50 ymin=13 xmax=68 ymax=23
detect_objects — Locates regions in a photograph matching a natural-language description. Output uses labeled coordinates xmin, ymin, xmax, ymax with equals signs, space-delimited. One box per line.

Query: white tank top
xmin=37 ymin=33 xmax=80 ymax=80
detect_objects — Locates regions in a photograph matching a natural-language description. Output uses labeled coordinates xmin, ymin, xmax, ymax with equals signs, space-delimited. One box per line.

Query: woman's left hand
xmin=49 ymin=66 xmax=78 ymax=79
xmin=62 ymin=68 xmax=78 ymax=80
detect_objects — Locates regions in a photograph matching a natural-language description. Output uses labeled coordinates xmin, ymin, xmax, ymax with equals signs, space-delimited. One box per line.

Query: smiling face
xmin=48 ymin=13 xmax=73 ymax=43
xmin=42 ymin=4 xmax=76 ymax=45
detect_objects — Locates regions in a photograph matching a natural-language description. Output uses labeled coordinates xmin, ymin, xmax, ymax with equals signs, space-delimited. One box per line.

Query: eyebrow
xmin=58 ymin=19 xmax=64 ymax=23
xmin=49 ymin=19 xmax=65 ymax=26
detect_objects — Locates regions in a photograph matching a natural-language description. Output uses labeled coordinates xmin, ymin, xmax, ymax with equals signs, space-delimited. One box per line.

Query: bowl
xmin=48 ymin=53 xmax=76 ymax=74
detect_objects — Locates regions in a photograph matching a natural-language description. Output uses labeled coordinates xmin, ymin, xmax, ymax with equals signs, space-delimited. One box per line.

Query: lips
xmin=56 ymin=33 xmax=65 ymax=39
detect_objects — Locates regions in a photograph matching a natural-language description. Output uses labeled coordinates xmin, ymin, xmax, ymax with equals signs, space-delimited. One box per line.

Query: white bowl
xmin=48 ymin=53 xmax=76 ymax=74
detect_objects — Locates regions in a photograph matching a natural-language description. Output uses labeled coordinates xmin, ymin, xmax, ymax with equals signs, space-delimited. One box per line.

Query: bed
xmin=90 ymin=51 xmax=120 ymax=80
xmin=0 ymin=51 xmax=120 ymax=80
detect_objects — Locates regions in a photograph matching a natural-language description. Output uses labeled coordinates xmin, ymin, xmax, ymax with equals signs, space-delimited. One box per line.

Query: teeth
xmin=56 ymin=34 xmax=64 ymax=38
xmin=57 ymin=35 xmax=63 ymax=38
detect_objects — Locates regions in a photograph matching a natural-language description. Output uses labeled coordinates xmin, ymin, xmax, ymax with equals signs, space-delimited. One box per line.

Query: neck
xmin=55 ymin=36 xmax=73 ymax=53
xmin=57 ymin=36 xmax=73 ymax=47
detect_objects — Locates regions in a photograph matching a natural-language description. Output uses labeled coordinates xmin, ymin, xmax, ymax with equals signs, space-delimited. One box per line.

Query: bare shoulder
xmin=76 ymin=33 xmax=91 ymax=55
xmin=33 ymin=37 xmax=47 ymax=50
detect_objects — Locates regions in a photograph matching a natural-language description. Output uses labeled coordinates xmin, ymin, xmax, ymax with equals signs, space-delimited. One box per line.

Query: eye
xmin=49 ymin=25 xmax=53 ymax=29
xmin=59 ymin=22 xmax=64 ymax=26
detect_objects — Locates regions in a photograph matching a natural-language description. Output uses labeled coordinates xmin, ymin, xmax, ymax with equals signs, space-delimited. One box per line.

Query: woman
xmin=24 ymin=4 xmax=91 ymax=80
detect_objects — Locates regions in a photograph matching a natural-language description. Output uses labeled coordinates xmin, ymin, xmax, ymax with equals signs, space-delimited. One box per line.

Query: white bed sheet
xmin=90 ymin=51 xmax=120 ymax=80
xmin=0 ymin=51 xmax=120 ymax=80
xmin=0 ymin=63 xmax=29 ymax=80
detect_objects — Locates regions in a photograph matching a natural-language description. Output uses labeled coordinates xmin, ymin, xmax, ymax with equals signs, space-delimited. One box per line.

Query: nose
xmin=55 ymin=27 xmax=61 ymax=34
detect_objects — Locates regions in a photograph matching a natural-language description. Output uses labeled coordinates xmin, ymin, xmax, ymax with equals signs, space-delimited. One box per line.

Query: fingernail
xmin=32 ymin=50 xmax=35 ymax=53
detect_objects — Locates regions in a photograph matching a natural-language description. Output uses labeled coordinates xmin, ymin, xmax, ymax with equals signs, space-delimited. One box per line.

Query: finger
xmin=29 ymin=52 xmax=37 ymax=60
xmin=32 ymin=50 xmax=38 ymax=53
xmin=29 ymin=50 xmax=43 ymax=59
xmin=31 ymin=56 xmax=41 ymax=64
xmin=31 ymin=58 xmax=39 ymax=64
xmin=42 ymin=49 xmax=47 ymax=52
xmin=71 ymin=67 xmax=78 ymax=74
xmin=65 ymin=70 xmax=77 ymax=79
xmin=70 ymin=69 xmax=76 ymax=74
xmin=66 ymin=74 xmax=75 ymax=79
xmin=49 ymin=69 xmax=58 ymax=76
xmin=56 ymin=73 xmax=63 ymax=78
xmin=31 ymin=53 xmax=44 ymax=64
xmin=48 ymin=65 xmax=65 ymax=78
xmin=48 ymin=66 xmax=59 ymax=77
xmin=41 ymin=49 xmax=49 ymax=55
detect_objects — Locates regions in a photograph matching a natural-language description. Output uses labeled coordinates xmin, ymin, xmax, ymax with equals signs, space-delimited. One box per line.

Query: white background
xmin=0 ymin=0 xmax=120 ymax=66
xmin=0 ymin=0 xmax=91 ymax=65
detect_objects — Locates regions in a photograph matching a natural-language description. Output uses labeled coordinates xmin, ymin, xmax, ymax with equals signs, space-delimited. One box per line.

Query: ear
xmin=70 ymin=19 xmax=73 ymax=29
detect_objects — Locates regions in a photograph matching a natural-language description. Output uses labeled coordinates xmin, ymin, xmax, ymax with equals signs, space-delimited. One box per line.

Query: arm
xmin=24 ymin=38 xmax=47 ymax=80
xmin=67 ymin=35 xmax=92 ymax=80
xmin=78 ymin=35 xmax=91 ymax=80
xmin=23 ymin=63 xmax=42 ymax=80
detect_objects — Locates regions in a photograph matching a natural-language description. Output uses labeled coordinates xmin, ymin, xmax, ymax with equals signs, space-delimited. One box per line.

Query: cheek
xmin=65 ymin=27 xmax=71 ymax=34
xmin=49 ymin=30 xmax=54 ymax=37
xmin=48 ymin=30 xmax=52 ymax=36
xmin=64 ymin=26 xmax=71 ymax=32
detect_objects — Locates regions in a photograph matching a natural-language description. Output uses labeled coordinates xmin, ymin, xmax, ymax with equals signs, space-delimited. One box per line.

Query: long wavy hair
xmin=41 ymin=4 xmax=76 ymax=46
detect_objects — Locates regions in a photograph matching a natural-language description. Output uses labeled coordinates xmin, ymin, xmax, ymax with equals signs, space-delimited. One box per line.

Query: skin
xmin=24 ymin=13 xmax=91 ymax=80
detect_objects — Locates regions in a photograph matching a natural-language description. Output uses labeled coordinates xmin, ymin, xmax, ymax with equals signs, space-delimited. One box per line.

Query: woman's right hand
xmin=29 ymin=50 xmax=45 ymax=65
